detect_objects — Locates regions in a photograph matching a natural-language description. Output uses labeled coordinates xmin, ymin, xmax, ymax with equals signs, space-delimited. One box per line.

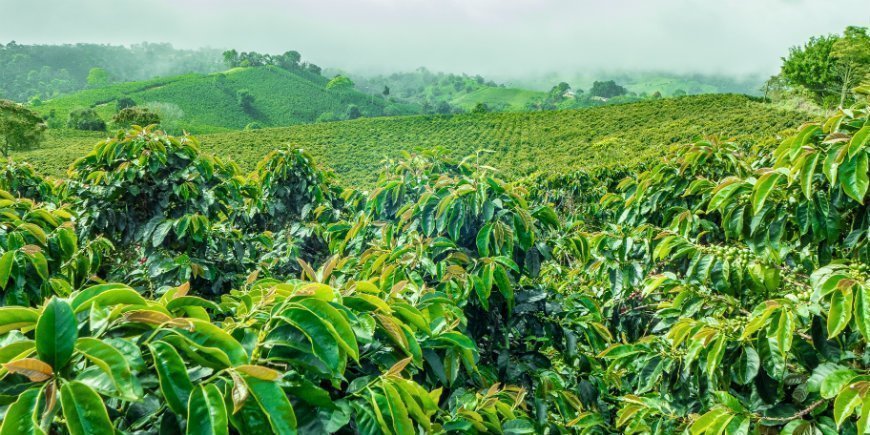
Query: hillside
xmin=450 ymin=87 xmax=547 ymax=111
xmin=20 ymin=94 xmax=801 ymax=185
xmin=34 ymin=66 xmax=419 ymax=133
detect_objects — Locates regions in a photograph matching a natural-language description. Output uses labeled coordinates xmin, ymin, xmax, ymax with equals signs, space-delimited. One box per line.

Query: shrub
xmin=113 ymin=106 xmax=160 ymax=128
xmin=66 ymin=107 xmax=105 ymax=131
xmin=115 ymin=96 xmax=136 ymax=111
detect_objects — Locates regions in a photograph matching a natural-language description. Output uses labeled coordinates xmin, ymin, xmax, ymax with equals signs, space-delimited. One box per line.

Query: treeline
xmin=221 ymin=49 xmax=322 ymax=75
xmin=0 ymin=42 xmax=224 ymax=101
xmin=351 ymin=67 xmax=501 ymax=112
xmin=768 ymin=25 xmax=869 ymax=107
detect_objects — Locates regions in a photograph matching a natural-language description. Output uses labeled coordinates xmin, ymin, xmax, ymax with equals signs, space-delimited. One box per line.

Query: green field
xmin=19 ymin=94 xmax=801 ymax=185
xmin=34 ymin=66 xmax=417 ymax=133
xmin=450 ymin=87 xmax=547 ymax=111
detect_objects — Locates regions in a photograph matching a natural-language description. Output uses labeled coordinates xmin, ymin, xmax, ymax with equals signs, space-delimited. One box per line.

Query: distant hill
xmin=0 ymin=42 xmax=224 ymax=102
xmin=21 ymin=94 xmax=801 ymax=185
xmin=34 ymin=66 xmax=421 ymax=133
xmin=504 ymin=72 xmax=765 ymax=97
xmin=450 ymin=87 xmax=547 ymax=111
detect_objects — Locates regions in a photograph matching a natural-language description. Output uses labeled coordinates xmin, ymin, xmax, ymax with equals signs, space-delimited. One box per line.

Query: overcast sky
xmin=1 ymin=0 xmax=868 ymax=78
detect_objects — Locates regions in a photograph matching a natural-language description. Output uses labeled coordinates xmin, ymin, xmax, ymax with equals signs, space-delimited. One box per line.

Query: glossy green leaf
xmin=187 ymin=384 xmax=229 ymax=435
xmin=35 ymin=297 xmax=77 ymax=370
xmin=60 ymin=381 xmax=114 ymax=435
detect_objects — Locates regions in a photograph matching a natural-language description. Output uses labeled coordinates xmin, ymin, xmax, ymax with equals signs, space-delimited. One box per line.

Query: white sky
xmin=1 ymin=0 xmax=868 ymax=77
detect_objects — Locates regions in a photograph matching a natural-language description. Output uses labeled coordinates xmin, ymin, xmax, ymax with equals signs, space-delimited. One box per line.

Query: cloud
xmin=0 ymin=0 xmax=866 ymax=77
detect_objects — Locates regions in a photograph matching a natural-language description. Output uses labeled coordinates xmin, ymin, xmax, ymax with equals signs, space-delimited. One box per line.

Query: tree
xmin=116 ymin=97 xmax=136 ymax=111
xmin=326 ymin=75 xmax=354 ymax=90
xmin=67 ymin=107 xmax=105 ymax=131
xmin=0 ymin=99 xmax=45 ymax=157
xmin=86 ymin=67 xmax=111 ymax=88
xmin=222 ymin=49 xmax=239 ymax=68
xmin=831 ymin=26 xmax=870 ymax=107
xmin=305 ymin=63 xmax=322 ymax=75
xmin=436 ymin=101 xmax=453 ymax=114
xmin=382 ymin=85 xmax=390 ymax=98
xmin=673 ymin=89 xmax=687 ymax=97
xmin=113 ymin=107 xmax=160 ymax=128
xmin=236 ymin=89 xmax=255 ymax=112
xmin=345 ymin=104 xmax=361 ymax=120
xmin=275 ymin=50 xmax=301 ymax=70
xmin=548 ymin=82 xmax=571 ymax=102
xmin=588 ymin=80 xmax=627 ymax=98
xmin=781 ymin=26 xmax=870 ymax=106
xmin=472 ymin=102 xmax=489 ymax=114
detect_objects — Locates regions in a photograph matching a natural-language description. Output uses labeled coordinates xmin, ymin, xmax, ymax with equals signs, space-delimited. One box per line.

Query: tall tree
xmin=781 ymin=26 xmax=870 ymax=106
xmin=0 ymin=99 xmax=45 ymax=157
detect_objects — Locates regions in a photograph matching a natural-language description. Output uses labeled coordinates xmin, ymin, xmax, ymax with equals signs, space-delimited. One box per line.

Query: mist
xmin=1 ymin=0 xmax=868 ymax=79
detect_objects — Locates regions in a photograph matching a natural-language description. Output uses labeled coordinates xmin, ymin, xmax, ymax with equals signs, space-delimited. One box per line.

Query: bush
xmin=244 ymin=121 xmax=262 ymax=131
xmin=344 ymin=104 xmax=361 ymax=120
xmin=115 ymin=96 xmax=136 ymax=111
xmin=66 ymin=107 xmax=105 ymax=131
xmin=113 ymin=106 xmax=160 ymax=128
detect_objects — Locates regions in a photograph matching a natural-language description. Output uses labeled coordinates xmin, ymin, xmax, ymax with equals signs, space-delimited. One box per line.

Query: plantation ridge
xmin=19 ymin=94 xmax=799 ymax=184
xmin=0 ymin=8 xmax=868 ymax=435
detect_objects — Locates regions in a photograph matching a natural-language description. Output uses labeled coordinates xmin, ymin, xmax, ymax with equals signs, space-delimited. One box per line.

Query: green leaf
xmin=187 ymin=384 xmax=229 ymax=435
xmin=243 ymin=375 xmax=297 ymax=435
xmin=172 ymin=318 xmax=248 ymax=367
xmin=751 ymin=171 xmax=784 ymax=214
xmin=0 ymin=251 xmax=15 ymax=290
xmin=148 ymin=341 xmax=193 ymax=415
xmin=36 ymin=297 xmax=77 ymax=370
xmin=493 ymin=264 xmax=513 ymax=312
xmin=734 ymin=346 xmax=759 ymax=385
xmin=0 ymin=388 xmax=44 ymax=435
xmin=152 ymin=221 xmax=174 ymax=247
xmin=476 ymin=223 xmax=492 ymax=257
xmin=73 ymin=288 xmax=147 ymax=314
xmin=839 ymin=152 xmax=868 ymax=204
xmin=57 ymin=227 xmax=78 ymax=258
xmin=60 ymin=381 xmax=114 ymax=435
xmin=848 ymin=126 xmax=870 ymax=158
xmin=0 ymin=307 xmax=40 ymax=334
xmin=296 ymin=299 xmax=359 ymax=361
xmin=799 ymin=151 xmax=820 ymax=200
xmin=76 ymin=337 xmax=142 ymax=401
xmin=827 ymin=288 xmax=854 ymax=339
xmin=382 ymin=382 xmax=414 ymax=434
xmin=821 ymin=369 xmax=856 ymax=399
xmin=854 ymin=284 xmax=870 ymax=340
xmin=278 ymin=307 xmax=342 ymax=374
xmin=834 ymin=383 xmax=862 ymax=427
xmin=165 ymin=296 xmax=221 ymax=313
xmin=24 ymin=251 xmax=48 ymax=282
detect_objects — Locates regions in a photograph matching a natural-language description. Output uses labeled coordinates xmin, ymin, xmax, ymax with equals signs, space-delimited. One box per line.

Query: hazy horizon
xmin=1 ymin=0 xmax=868 ymax=80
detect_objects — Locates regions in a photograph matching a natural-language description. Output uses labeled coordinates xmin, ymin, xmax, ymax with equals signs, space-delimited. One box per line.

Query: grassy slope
xmin=35 ymin=66 xmax=409 ymax=133
xmin=20 ymin=94 xmax=802 ymax=186
xmin=451 ymin=87 xmax=547 ymax=111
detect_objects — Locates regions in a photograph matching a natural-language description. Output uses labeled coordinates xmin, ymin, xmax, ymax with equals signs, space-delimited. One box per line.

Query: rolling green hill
xmin=19 ymin=94 xmax=801 ymax=185
xmin=34 ymin=66 xmax=420 ymax=133
xmin=450 ymin=87 xmax=547 ymax=111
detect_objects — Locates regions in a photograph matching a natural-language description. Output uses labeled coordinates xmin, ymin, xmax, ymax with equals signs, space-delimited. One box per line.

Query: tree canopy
xmin=0 ymin=99 xmax=45 ymax=157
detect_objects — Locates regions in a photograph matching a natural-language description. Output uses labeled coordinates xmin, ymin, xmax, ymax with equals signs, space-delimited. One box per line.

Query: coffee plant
xmin=0 ymin=87 xmax=866 ymax=433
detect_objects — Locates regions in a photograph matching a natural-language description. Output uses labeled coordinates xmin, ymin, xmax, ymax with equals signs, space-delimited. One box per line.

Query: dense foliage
xmin=0 ymin=82 xmax=865 ymax=433
xmin=0 ymin=42 xmax=223 ymax=102
xmin=35 ymin=66 xmax=419 ymax=133
xmin=0 ymin=99 xmax=45 ymax=157
xmin=779 ymin=26 xmax=870 ymax=107
xmin=21 ymin=94 xmax=799 ymax=186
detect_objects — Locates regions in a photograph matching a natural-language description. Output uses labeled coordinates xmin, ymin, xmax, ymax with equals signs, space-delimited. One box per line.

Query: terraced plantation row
xmin=20 ymin=94 xmax=801 ymax=185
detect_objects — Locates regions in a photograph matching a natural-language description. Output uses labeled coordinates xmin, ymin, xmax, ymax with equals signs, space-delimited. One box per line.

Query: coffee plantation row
xmin=0 ymin=88 xmax=866 ymax=433
xmin=17 ymin=94 xmax=799 ymax=186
